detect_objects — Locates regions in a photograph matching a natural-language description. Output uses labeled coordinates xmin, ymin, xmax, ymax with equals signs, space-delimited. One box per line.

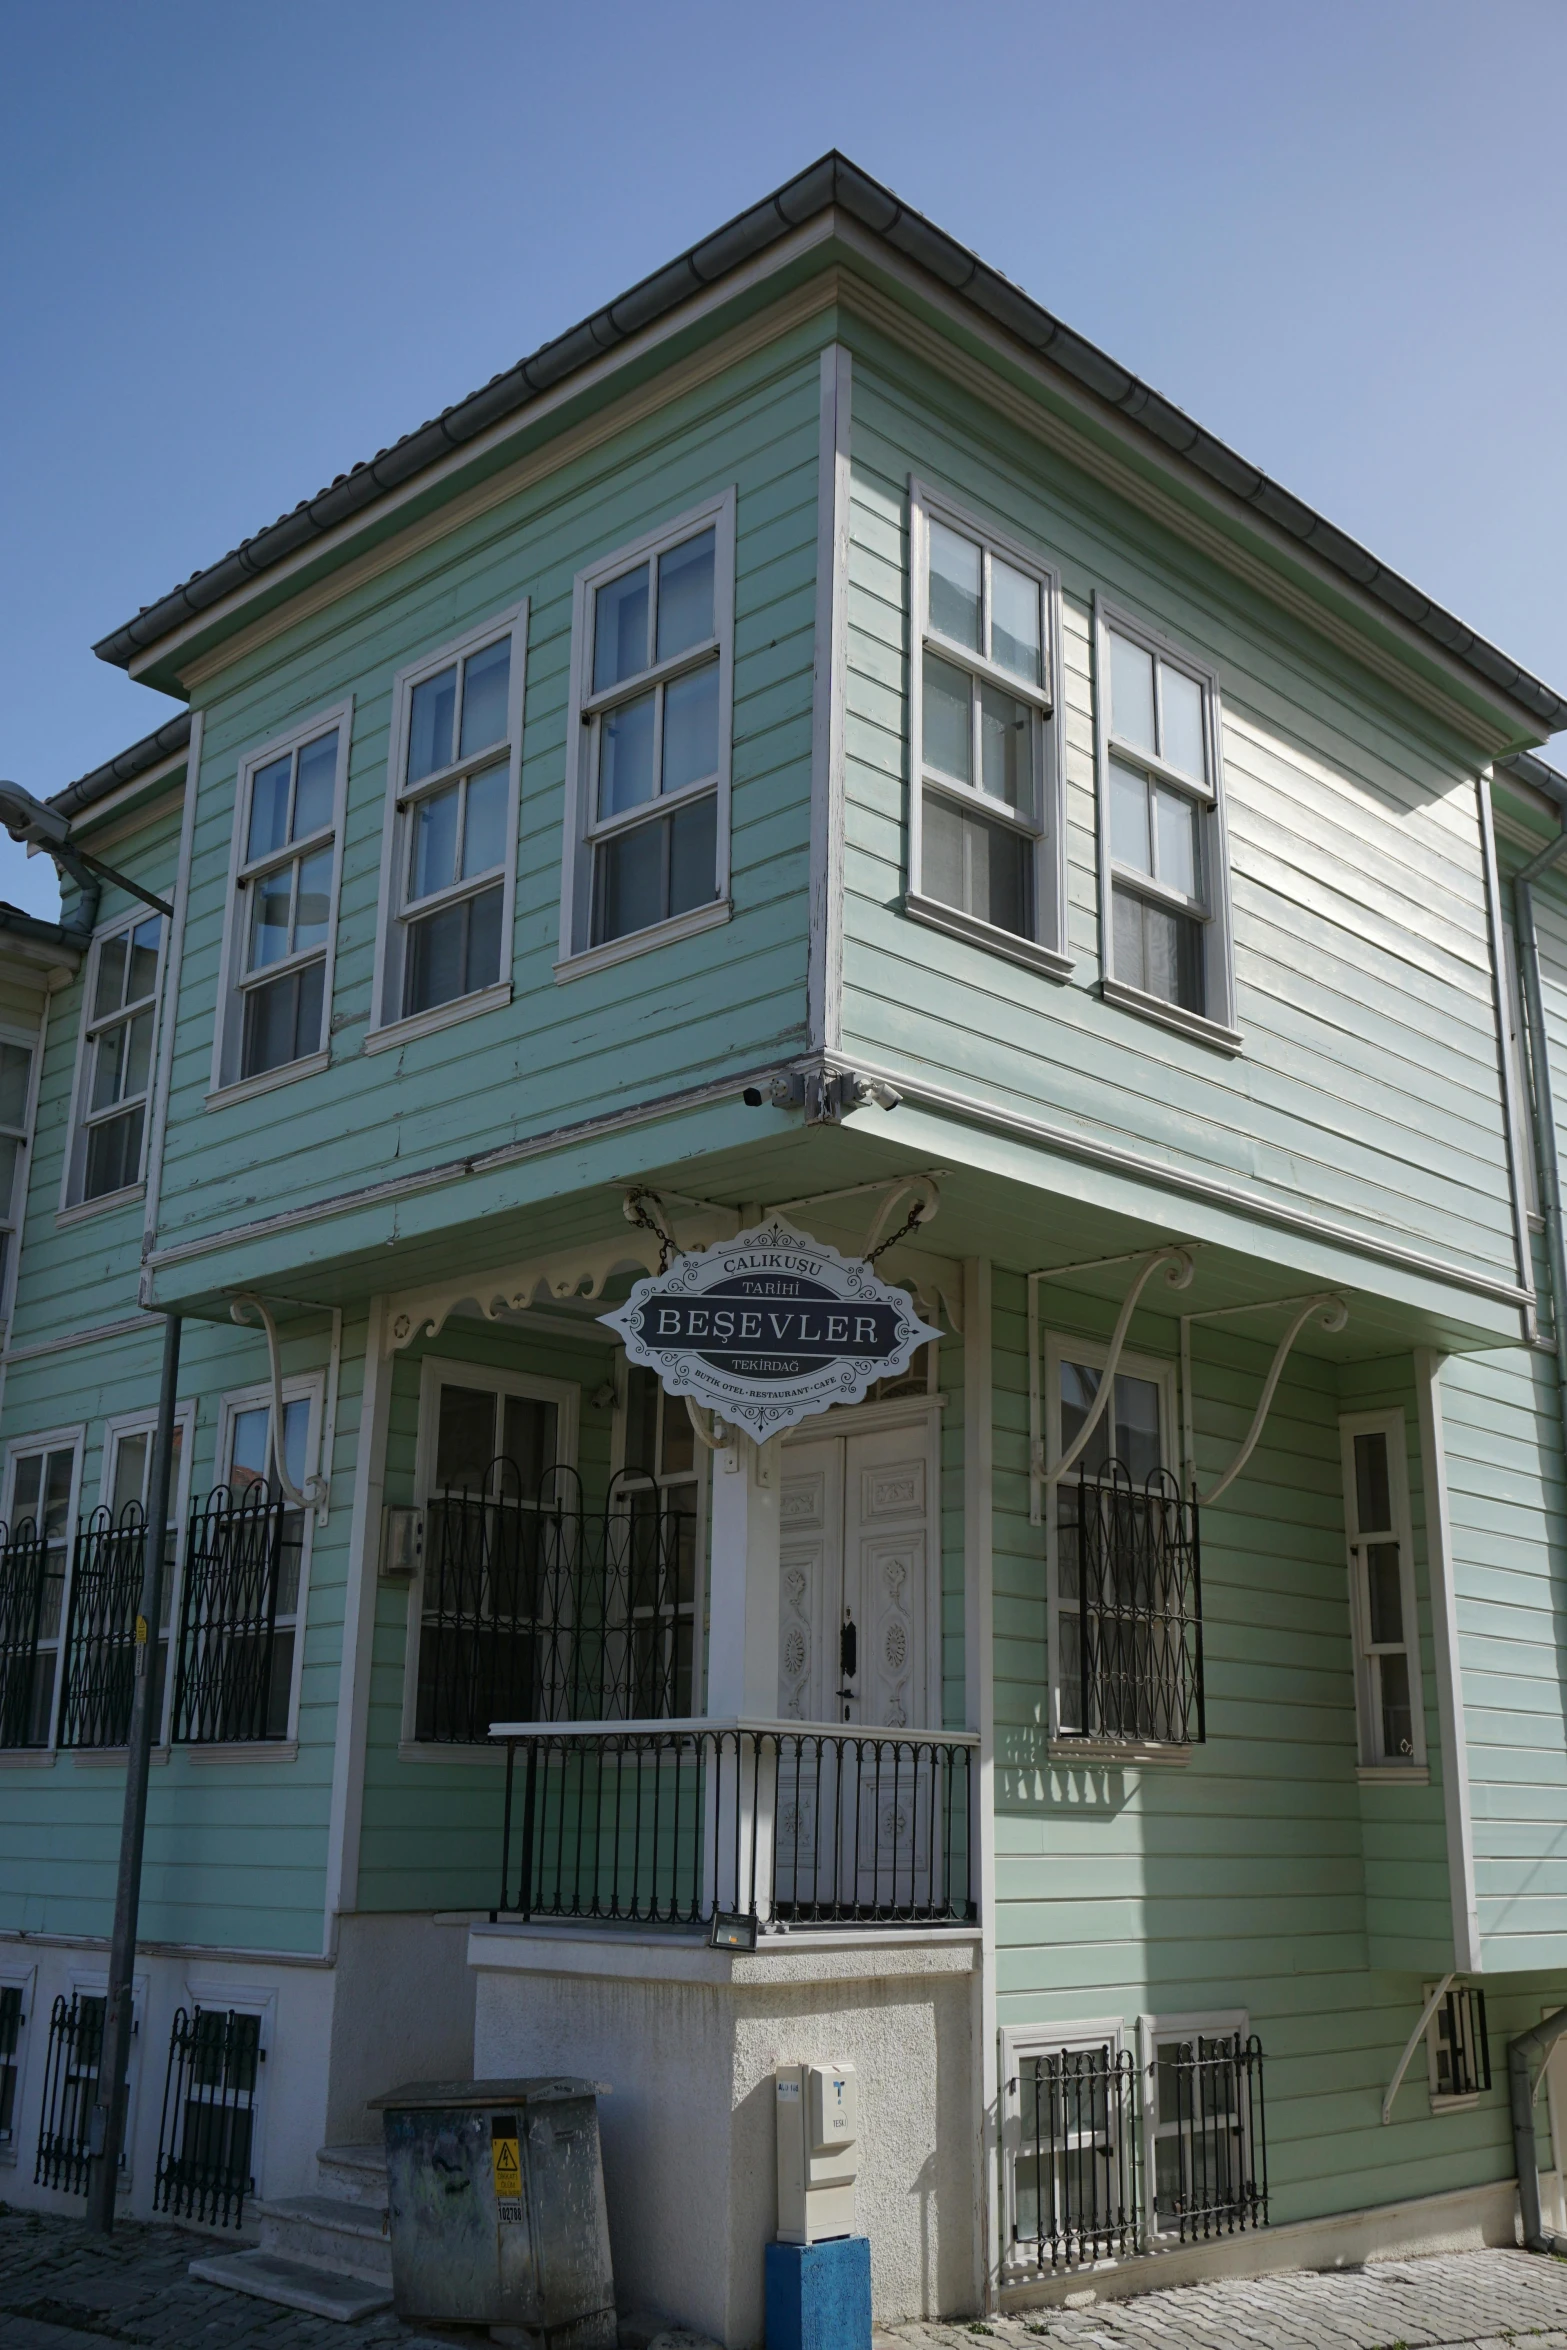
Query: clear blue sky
xmin=3 ymin=0 xmax=1563 ymax=918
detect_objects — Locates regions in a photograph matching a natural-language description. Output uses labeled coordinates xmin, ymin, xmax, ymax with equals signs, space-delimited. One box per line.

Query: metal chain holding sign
xmin=623 ymin=1188 xmax=676 ymax=1273
xmin=868 ymin=1203 xmax=927 ymax=1264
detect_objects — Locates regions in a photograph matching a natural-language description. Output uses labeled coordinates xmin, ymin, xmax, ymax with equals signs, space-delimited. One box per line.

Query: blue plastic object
xmin=765 ymin=2236 xmax=872 ymax=2350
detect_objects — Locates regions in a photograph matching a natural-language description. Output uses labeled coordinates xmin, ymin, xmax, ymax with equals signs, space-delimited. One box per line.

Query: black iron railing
xmin=155 ymin=2006 xmax=262 ymax=2227
xmin=493 ymin=1722 xmax=976 ymax=1932
xmin=1062 ymin=1464 xmax=1203 ymax=1746
xmin=171 ymin=1485 xmax=296 ymax=1745
xmin=0 ymin=1516 xmax=53 ymax=1749
xmin=35 ymin=1992 xmax=113 ymax=2195
xmin=1013 ymin=2044 xmax=1139 ymax=2270
xmin=420 ymin=1465 xmax=696 ymax=1741
xmin=56 ymin=1506 xmax=148 ymax=1750
xmin=1152 ymin=2032 xmax=1268 ymax=2240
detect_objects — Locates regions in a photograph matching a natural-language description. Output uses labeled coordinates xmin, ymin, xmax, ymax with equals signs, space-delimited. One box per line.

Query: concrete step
xmin=315 ymin=2139 xmax=388 ymax=2205
xmin=189 ymin=2247 xmax=394 ymax=2323
xmin=252 ymin=2191 xmax=392 ymax=2281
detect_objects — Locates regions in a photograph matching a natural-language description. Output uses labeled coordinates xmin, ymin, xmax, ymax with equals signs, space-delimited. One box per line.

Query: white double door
xmin=777 ymin=1413 xmax=935 ymax=1729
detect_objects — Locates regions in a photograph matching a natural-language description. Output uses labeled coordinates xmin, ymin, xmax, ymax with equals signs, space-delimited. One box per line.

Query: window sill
xmin=554 ymin=898 xmax=731 ymax=983
xmin=183 ymin=1739 xmax=299 ymax=1765
xmin=1048 ymin=1737 xmax=1192 ymax=1767
xmin=1100 ymin=976 xmax=1242 ymax=1055
xmin=365 ymin=981 xmax=512 ymax=1056
xmin=903 ymin=893 xmax=1073 ymax=982
xmin=1430 ymin=2091 xmax=1481 ymax=2114
xmin=72 ymin=1746 xmax=170 ymax=1769
xmin=397 ymin=1739 xmax=507 ymax=1765
xmin=55 ymin=1183 xmax=145 ymax=1228
xmin=0 ymin=1750 xmax=55 ymax=1770
xmin=206 ymin=1051 xmax=330 ymax=1111
xmin=1357 ymin=1762 xmax=1430 ymax=1785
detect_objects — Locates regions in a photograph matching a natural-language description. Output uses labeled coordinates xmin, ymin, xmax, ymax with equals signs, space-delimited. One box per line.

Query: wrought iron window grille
xmin=0 ymin=1983 xmax=24 ymax=2146
xmin=171 ymin=1483 xmax=297 ymax=1745
xmin=1059 ymin=1463 xmax=1203 ymax=1746
xmin=1012 ymin=2044 xmax=1139 ymax=2271
xmin=35 ymin=1992 xmax=126 ymax=2195
xmin=0 ymin=1515 xmax=54 ymax=1750
xmin=419 ymin=1463 xmax=697 ymax=1742
xmin=1151 ymin=2032 xmax=1268 ymax=2241
xmin=1429 ymin=1985 xmax=1491 ymax=2102
xmin=56 ymin=1504 xmax=151 ymax=1750
xmin=155 ymin=2006 xmax=262 ymax=2227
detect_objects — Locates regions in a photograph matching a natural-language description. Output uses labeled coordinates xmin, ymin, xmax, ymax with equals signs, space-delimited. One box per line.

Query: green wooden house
xmin=3 ymin=153 xmax=1567 ymax=2338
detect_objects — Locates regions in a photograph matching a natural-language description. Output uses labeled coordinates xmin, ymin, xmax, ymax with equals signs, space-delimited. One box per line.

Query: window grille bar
xmin=0 ymin=1517 xmax=53 ymax=1750
xmin=57 ymin=1506 xmax=149 ymax=1750
xmin=1075 ymin=1464 xmax=1203 ymax=1746
xmin=1014 ymin=2045 xmax=1139 ymax=2270
xmin=171 ymin=1485 xmax=291 ymax=1745
xmin=34 ymin=1993 xmax=112 ymax=2196
xmin=154 ymin=2005 xmax=261 ymax=2228
xmin=1158 ymin=2032 xmax=1268 ymax=2241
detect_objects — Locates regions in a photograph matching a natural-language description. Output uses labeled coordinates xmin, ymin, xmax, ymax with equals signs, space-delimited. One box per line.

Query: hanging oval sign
xmin=600 ymin=1219 xmax=942 ymax=1441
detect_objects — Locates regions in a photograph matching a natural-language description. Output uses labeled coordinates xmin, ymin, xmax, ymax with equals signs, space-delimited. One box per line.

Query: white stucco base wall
xmin=468 ymin=1923 xmax=982 ymax=2348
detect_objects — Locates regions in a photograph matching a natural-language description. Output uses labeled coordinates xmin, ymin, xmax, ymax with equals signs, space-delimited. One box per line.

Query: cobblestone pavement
xmin=0 ymin=2207 xmax=457 ymax=2349
xmin=895 ymin=2250 xmax=1567 ymax=2350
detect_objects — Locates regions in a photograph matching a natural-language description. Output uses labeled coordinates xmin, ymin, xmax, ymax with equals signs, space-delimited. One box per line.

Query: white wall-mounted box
xmin=776 ymin=2060 xmax=858 ymax=2245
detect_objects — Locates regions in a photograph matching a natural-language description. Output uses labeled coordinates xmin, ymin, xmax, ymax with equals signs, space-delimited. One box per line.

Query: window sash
xmin=581 ymin=631 xmax=721 ymax=722
xmin=1339 ymin=1412 xmax=1422 ymax=1767
xmin=235 ymin=820 xmax=335 ymax=894
xmin=587 ymin=772 xmax=718 ymax=850
xmin=220 ymin=709 xmax=349 ymax=1092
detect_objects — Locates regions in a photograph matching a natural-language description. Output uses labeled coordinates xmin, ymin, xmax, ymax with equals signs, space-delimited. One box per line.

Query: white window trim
xmin=97 ymin=1401 xmax=198 ymax=1750
xmin=1042 ymin=1331 xmax=1178 ymax=1748
xmin=180 ymin=1976 xmax=276 ymax=2200
xmin=369 ymin=609 xmax=527 ymax=1045
xmin=213 ymin=1376 xmax=324 ymax=1745
xmin=1501 ymin=924 xmax=1542 ymax=1222
xmin=999 ymin=2014 xmax=1126 ymax=2272
xmin=1093 ymin=594 xmax=1239 ymax=1049
xmin=3 ymin=1425 xmax=85 ymax=1755
xmin=558 ymin=491 xmax=736 ymax=972
xmin=1423 ymin=1980 xmax=1488 ymax=2112
xmin=0 ymin=1958 xmax=37 ymax=2165
xmin=1136 ymin=2005 xmax=1249 ymax=2246
xmin=906 ymin=477 xmax=1069 ymax=977
xmin=1339 ymin=1407 xmax=1427 ymax=1770
xmin=65 ymin=1964 xmax=147 ymax=2190
xmin=60 ymin=908 xmax=168 ymax=1213
xmin=0 ymin=1020 xmax=41 ymax=1323
xmin=401 ymin=1356 xmax=581 ymax=1748
xmin=210 ymin=701 xmax=353 ymax=1102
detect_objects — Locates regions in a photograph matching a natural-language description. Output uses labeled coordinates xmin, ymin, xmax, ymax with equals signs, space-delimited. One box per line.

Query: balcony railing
xmin=1060 ymin=1464 xmax=1203 ymax=1746
xmin=171 ymin=1485 xmax=298 ymax=1746
xmin=492 ymin=1720 xmax=978 ymax=1936
xmin=57 ymin=1506 xmax=149 ymax=1751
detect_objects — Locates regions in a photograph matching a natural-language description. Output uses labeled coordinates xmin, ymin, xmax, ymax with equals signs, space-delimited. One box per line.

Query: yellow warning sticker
xmin=491 ymin=2123 xmax=521 ymax=2200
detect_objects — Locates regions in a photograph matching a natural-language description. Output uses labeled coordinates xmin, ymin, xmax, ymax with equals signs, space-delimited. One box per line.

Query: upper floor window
xmin=373 ymin=612 xmax=525 ymax=1040
xmin=1339 ymin=1410 xmax=1424 ymax=1770
xmin=215 ymin=710 xmax=350 ymax=1095
xmin=0 ymin=1037 xmax=35 ymax=1303
xmin=561 ymin=494 xmax=734 ymax=968
xmin=1096 ymin=604 xmax=1236 ymax=1044
xmin=0 ymin=1431 xmax=81 ymax=1750
xmin=908 ymin=484 xmax=1065 ymax=974
xmin=66 ymin=916 xmax=162 ymax=1207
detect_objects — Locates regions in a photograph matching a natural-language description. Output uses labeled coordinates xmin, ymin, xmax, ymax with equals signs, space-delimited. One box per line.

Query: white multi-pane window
xmin=1339 ymin=1409 xmax=1425 ymax=1770
xmin=1096 ymin=603 xmax=1236 ymax=1041
xmin=908 ymin=484 xmax=1065 ymax=972
xmin=215 ymin=709 xmax=350 ymax=1094
xmin=0 ymin=1036 xmax=35 ymax=1308
xmin=216 ymin=1384 xmax=319 ymax=1742
xmin=1425 ymin=1982 xmax=1490 ymax=2107
xmin=1140 ymin=2011 xmax=1258 ymax=2241
xmin=619 ymin=1364 xmax=705 ymax=1718
xmin=1 ymin=1431 xmax=82 ymax=1750
xmin=0 ymin=1967 xmax=34 ymax=2158
xmin=562 ymin=494 xmax=734 ymax=967
xmin=65 ymin=914 xmax=163 ymax=1206
xmin=373 ymin=612 xmax=525 ymax=1041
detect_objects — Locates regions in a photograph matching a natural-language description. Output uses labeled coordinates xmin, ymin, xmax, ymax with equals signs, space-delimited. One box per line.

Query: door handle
xmin=839 ymin=1616 xmax=857 ymax=1679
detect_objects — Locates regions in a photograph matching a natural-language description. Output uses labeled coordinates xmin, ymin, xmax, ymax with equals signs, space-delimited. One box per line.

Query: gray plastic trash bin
xmin=370 ymin=2076 xmax=615 ymax=2342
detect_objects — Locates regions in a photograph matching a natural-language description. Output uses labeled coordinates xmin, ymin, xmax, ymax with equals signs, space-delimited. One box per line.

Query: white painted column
xmin=1413 ymin=1348 xmax=1482 ymax=1973
xmin=703 ymin=1432 xmax=782 ymax=1718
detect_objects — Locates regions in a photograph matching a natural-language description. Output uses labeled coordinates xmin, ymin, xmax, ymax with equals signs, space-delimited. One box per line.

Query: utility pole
xmin=86 ymin=1311 xmax=181 ymax=2233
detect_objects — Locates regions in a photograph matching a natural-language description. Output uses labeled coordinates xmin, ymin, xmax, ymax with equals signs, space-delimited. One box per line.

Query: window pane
xmin=93 ymin=934 xmax=128 ymax=1022
xmin=459 ymin=639 xmax=511 ymax=758
xmin=461 ymin=766 xmax=508 ymax=880
xmin=0 ymin=1042 xmax=31 ymax=1131
xmin=408 ymin=666 xmax=457 ymax=784
xmin=595 ymin=820 xmax=663 ymax=944
xmin=84 ymin=1107 xmax=142 ymax=1200
xmin=1378 ymin=1650 xmax=1413 ymax=1759
xmin=990 ymin=557 xmax=1041 ymax=685
xmin=595 ymin=564 xmax=650 ymax=692
xmin=405 ymin=900 xmax=466 ymax=1015
xmin=979 ymin=682 xmax=1030 ymax=810
xmin=436 ymin=1385 xmax=498 ymax=1490
xmin=1110 ymin=760 xmax=1151 ymax=872
xmin=293 ymin=851 xmax=333 ymax=955
xmin=928 ymin=520 xmax=981 ymax=650
xmin=248 ymin=866 xmax=293 ymax=971
xmin=1114 ymin=1375 xmax=1162 ymax=1480
xmin=292 ymin=732 xmax=338 ymax=838
xmin=1113 ymin=885 xmax=1146 ymax=991
xmin=463 ymin=884 xmax=503 ymax=994
xmin=625 ymin=1366 xmax=659 ymax=1475
xmin=921 ymin=793 xmax=1028 ymax=937
xmin=409 ymin=783 xmax=460 ymax=901
xmin=922 ymin=792 xmax=965 ymax=913
xmin=90 ymin=1024 xmax=128 ymax=1113
xmin=598 ymin=691 xmax=656 ymax=818
xmin=42 ymin=1448 xmax=74 ymax=1539
xmin=1142 ymin=900 xmax=1204 ymax=1013
xmin=501 ymin=1396 xmax=558 ymax=1492
xmin=668 ymin=793 xmax=717 ymax=918
xmin=1154 ymin=786 xmax=1199 ymax=900
xmin=247 ymin=755 xmax=293 ymax=863
xmin=1061 ymin=1361 xmax=1109 ymax=1476
xmin=1161 ymin=669 xmax=1206 ymax=781
xmin=112 ymin=1432 xmax=149 ymax=1519
xmin=242 ymin=960 xmax=323 ymax=1077
xmin=1354 ymin=1431 xmax=1392 ymax=1534
xmin=280 ymin=1398 xmax=310 ymax=1493
xmin=0 ymin=1135 xmax=20 ymax=1220
xmin=660 ymin=1396 xmax=694 ymax=1477
xmin=662 ymin=661 xmax=719 ymax=794
xmin=922 ymin=651 xmax=972 ymax=784
xmin=123 ymin=1010 xmax=154 ymax=1101
xmin=1366 ymin=1542 xmax=1404 ymax=1646
xmin=229 ymin=1408 xmax=271 ymax=1493
xmin=656 ymin=530 xmax=715 ymax=662
xmin=1109 ymin=632 xmax=1156 ymax=754
xmin=127 ymin=918 xmax=162 ymax=1003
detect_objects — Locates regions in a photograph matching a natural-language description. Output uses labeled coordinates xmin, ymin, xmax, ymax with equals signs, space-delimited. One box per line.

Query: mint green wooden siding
xmin=839 ymin=325 xmax=1517 ymax=1293
xmin=152 ymin=332 xmax=829 ymax=1280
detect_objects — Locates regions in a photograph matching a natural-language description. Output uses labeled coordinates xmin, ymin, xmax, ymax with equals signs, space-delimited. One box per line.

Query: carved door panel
xmin=778 ymin=1440 xmax=842 ymax=1724
xmin=777 ymin=1421 xmax=932 ymax=1729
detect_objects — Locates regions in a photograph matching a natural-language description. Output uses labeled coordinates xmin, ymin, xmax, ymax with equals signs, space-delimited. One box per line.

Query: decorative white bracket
xmin=1029 ymin=1248 xmax=1196 ymax=1520
xmin=229 ymin=1294 xmax=328 ymax=1513
xmin=1195 ymin=1294 xmax=1348 ymax=1506
xmin=1381 ymin=1973 xmax=1452 ymax=2125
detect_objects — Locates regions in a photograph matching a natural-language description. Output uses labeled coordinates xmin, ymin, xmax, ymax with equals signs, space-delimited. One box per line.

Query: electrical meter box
xmin=775 ymin=2061 xmax=859 ymax=2245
